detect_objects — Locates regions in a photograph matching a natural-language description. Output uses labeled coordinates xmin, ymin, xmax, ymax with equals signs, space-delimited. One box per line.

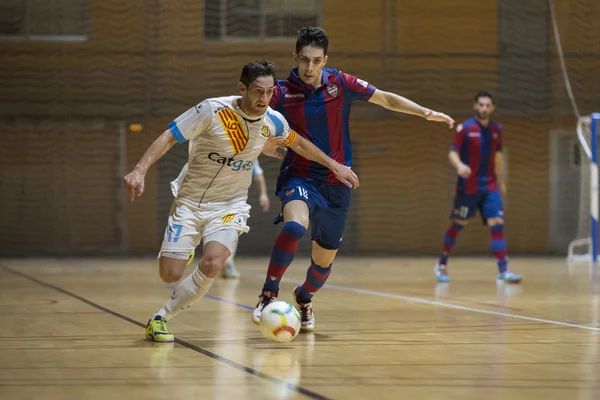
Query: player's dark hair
xmin=296 ymin=26 xmax=329 ymax=55
xmin=474 ymin=91 xmax=494 ymax=103
xmin=240 ymin=60 xmax=276 ymax=87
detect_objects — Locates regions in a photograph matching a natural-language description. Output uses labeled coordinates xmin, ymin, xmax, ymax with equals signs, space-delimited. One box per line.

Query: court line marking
xmin=248 ymin=274 xmax=600 ymax=332
xmin=0 ymin=264 xmax=332 ymax=400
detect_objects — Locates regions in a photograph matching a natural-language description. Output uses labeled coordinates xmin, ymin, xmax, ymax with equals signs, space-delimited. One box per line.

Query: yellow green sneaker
xmin=145 ymin=315 xmax=174 ymax=342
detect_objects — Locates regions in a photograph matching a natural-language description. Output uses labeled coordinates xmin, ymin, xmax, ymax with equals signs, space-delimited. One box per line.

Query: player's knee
xmin=312 ymin=242 xmax=337 ymax=266
xmin=158 ymin=258 xmax=186 ymax=283
xmin=287 ymin=214 xmax=309 ymax=229
xmin=199 ymin=254 xmax=227 ymax=278
xmin=452 ymin=218 xmax=469 ymax=226
xmin=283 ymin=200 xmax=310 ymax=228
xmin=488 ymin=218 xmax=504 ymax=226
xmin=313 ymin=255 xmax=335 ymax=268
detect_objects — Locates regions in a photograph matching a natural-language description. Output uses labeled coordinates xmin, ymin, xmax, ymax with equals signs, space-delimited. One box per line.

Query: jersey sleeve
xmin=269 ymin=84 xmax=284 ymax=112
xmin=252 ymin=160 xmax=264 ymax=177
xmin=496 ymin=124 xmax=503 ymax=152
xmin=450 ymin=124 xmax=466 ymax=151
xmin=168 ymin=100 xmax=212 ymax=143
xmin=340 ymin=71 xmax=377 ymax=102
xmin=268 ymin=110 xmax=297 ymax=146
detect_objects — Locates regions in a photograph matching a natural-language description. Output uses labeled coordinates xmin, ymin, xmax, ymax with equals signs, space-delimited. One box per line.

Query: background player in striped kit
xmin=434 ymin=91 xmax=522 ymax=283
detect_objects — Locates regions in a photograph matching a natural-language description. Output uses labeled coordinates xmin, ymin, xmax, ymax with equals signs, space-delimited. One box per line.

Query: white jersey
xmin=169 ymin=95 xmax=295 ymax=205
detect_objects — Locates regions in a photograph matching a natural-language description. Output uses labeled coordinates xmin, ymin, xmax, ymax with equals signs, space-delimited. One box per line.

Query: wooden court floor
xmin=0 ymin=257 xmax=599 ymax=400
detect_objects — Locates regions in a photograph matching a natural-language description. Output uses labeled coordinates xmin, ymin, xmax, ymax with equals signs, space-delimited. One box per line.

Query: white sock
xmin=155 ymin=267 xmax=214 ymax=321
xmin=224 ymin=241 xmax=238 ymax=267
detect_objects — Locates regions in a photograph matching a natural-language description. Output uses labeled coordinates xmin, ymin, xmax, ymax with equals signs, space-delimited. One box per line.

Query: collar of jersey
xmin=288 ymin=67 xmax=330 ymax=91
xmin=471 ymin=116 xmax=494 ymax=129
xmin=232 ymin=97 xmax=264 ymax=122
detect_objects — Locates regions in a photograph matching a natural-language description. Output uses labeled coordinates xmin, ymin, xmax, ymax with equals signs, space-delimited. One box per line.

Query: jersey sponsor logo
xmin=208 ymin=152 xmax=254 ymax=172
xmin=216 ymin=109 xmax=248 ymax=154
xmin=260 ymin=125 xmax=271 ymax=137
xmin=357 ymin=78 xmax=369 ymax=88
xmin=285 ymin=93 xmax=304 ymax=98
xmin=326 ymin=84 xmax=339 ymax=98
xmin=468 ymin=132 xmax=481 ymax=138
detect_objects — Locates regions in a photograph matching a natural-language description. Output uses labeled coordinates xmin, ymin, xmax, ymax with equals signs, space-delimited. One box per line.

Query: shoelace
xmin=155 ymin=318 xmax=168 ymax=333
xmin=259 ymin=295 xmax=274 ymax=310
xmin=299 ymin=305 xmax=311 ymax=321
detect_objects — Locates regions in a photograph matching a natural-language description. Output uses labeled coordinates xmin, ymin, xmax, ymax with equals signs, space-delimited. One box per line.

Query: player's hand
xmin=332 ymin=164 xmax=360 ymax=189
xmin=500 ymin=182 xmax=507 ymax=197
xmin=259 ymin=194 xmax=270 ymax=212
xmin=124 ymin=169 xmax=146 ymax=201
xmin=426 ymin=111 xmax=455 ymax=129
xmin=262 ymin=137 xmax=287 ymax=159
xmin=457 ymin=163 xmax=471 ymax=178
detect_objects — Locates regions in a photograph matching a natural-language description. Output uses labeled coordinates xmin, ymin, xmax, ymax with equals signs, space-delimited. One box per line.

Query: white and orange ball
xmin=259 ymin=301 xmax=301 ymax=343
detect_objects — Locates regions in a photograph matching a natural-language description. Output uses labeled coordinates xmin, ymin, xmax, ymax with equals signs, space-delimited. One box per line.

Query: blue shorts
xmin=452 ymin=189 xmax=504 ymax=224
xmin=275 ymin=176 xmax=351 ymax=250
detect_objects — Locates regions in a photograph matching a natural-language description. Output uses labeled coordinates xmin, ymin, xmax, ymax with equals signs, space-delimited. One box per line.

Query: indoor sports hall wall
xmin=0 ymin=0 xmax=598 ymax=256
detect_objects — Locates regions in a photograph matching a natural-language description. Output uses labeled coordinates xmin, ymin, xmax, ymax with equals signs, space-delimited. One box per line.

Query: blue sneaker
xmin=434 ymin=264 xmax=450 ymax=282
xmin=497 ymin=271 xmax=522 ymax=283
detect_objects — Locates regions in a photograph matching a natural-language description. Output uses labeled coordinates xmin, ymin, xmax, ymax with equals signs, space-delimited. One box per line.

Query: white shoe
xmin=292 ymin=286 xmax=315 ymax=332
xmin=252 ymin=292 xmax=277 ymax=325
xmin=434 ymin=264 xmax=450 ymax=282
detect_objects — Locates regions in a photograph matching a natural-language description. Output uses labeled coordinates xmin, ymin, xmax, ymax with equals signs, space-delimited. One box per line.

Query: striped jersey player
xmin=252 ymin=27 xmax=455 ymax=332
xmin=434 ymin=91 xmax=522 ymax=283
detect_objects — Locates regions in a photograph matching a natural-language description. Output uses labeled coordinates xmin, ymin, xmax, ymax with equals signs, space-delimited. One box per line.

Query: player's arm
xmin=124 ymin=130 xmax=177 ymax=201
xmin=368 ymin=89 xmax=455 ymax=128
xmin=252 ymin=161 xmax=270 ymax=212
xmin=495 ymin=152 xmax=506 ymax=196
xmin=253 ymin=173 xmax=270 ymax=212
xmin=449 ymin=124 xmax=470 ymax=178
xmin=254 ymin=172 xmax=268 ymax=198
xmin=124 ymin=101 xmax=211 ymax=201
xmin=286 ymin=132 xmax=360 ymax=189
xmin=449 ymin=150 xmax=471 ymax=178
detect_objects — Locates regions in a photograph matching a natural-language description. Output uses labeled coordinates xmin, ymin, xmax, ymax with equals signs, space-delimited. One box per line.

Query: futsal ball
xmin=259 ymin=301 xmax=302 ymax=343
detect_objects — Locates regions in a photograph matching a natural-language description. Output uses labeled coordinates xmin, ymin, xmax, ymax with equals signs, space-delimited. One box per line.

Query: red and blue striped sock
xmin=295 ymin=260 xmax=332 ymax=304
xmin=438 ymin=222 xmax=465 ymax=266
xmin=262 ymin=221 xmax=306 ymax=295
xmin=490 ymin=224 xmax=508 ymax=273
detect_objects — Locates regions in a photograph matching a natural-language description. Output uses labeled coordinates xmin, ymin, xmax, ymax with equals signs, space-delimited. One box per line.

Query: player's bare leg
xmin=435 ymin=218 xmax=468 ymax=282
xmin=159 ymin=256 xmax=189 ymax=284
xmin=488 ymin=217 xmax=522 ymax=283
xmin=253 ymin=200 xmax=308 ymax=324
xmin=147 ymin=241 xmax=231 ymax=342
xmin=292 ymin=241 xmax=335 ymax=332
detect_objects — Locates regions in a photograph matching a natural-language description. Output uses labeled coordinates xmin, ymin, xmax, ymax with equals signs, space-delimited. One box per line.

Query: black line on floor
xmin=0 ymin=263 xmax=332 ymax=400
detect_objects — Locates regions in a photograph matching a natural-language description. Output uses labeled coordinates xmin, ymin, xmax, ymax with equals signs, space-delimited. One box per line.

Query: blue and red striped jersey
xmin=270 ymin=67 xmax=376 ymax=184
xmin=451 ymin=117 xmax=503 ymax=194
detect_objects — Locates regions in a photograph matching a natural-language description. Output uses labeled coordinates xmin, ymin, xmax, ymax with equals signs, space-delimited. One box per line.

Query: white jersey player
xmin=123 ymin=60 xmax=359 ymax=342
